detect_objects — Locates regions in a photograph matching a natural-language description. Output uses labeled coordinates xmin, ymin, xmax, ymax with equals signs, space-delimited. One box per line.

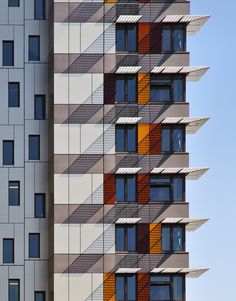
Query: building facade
xmin=0 ymin=0 xmax=209 ymax=301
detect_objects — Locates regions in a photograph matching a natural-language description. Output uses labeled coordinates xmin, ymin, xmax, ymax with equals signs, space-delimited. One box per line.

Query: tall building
xmin=0 ymin=0 xmax=209 ymax=301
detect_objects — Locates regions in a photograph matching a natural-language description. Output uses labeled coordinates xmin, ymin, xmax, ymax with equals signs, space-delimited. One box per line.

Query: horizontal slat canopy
xmin=116 ymin=15 xmax=142 ymax=23
xmin=116 ymin=268 xmax=142 ymax=273
xmin=150 ymin=167 xmax=208 ymax=180
xmin=116 ymin=117 xmax=142 ymax=124
xmin=116 ymin=168 xmax=141 ymax=174
xmin=150 ymin=268 xmax=209 ymax=278
xmin=151 ymin=66 xmax=209 ymax=81
xmin=162 ymin=15 xmax=210 ymax=35
xmin=116 ymin=66 xmax=142 ymax=74
xmin=116 ymin=218 xmax=141 ymax=224
xmin=161 ymin=218 xmax=209 ymax=231
xmin=162 ymin=117 xmax=209 ymax=134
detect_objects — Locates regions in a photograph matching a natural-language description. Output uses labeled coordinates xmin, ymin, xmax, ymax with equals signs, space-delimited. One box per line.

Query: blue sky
xmin=187 ymin=0 xmax=236 ymax=300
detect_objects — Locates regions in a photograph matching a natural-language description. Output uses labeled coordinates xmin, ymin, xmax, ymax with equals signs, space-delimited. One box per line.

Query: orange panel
xmin=138 ymin=174 xmax=150 ymax=204
xmin=105 ymin=0 xmax=117 ymax=3
xmin=138 ymin=73 xmax=150 ymax=104
xmin=104 ymin=273 xmax=116 ymax=301
xmin=138 ymin=124 xmax=149 ymax=154
xmin=150 ymin=223 xmax=161 ymax=254
xmin=138 ymin=23 xmax=151 ymax=54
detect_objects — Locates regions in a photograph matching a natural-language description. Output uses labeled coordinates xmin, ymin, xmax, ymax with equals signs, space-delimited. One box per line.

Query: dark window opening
xmin=34 ymin=193 xmax=46 ymax=218
xmin=3 ymin=239 xmax=14 ymax=263
xmin=35 ymin=291 xmax=46 ymax=301
xmin=8 ymin=82 xmax=20 ymax=107
xmin=29 ymin=36 xmax=40 ymax=61
xmin=9 ymin=279 xmax=20 ymax=301
xmin=162 ymin=25 xmax=186 ymax=52
xmin=29 ymin=233 xmax=40 ymax=258
xmin=162 ymin=225 xmax=185 ymax=252
xmin=162 ymin=126 xmax=185 ymax=152
xmin=9 ymin=181 xmax=20 ymax=206
xmin=29 ymin=135 xmax=40 ymax=160
xmin=3 ymin=41 xmax=14 ymax=66
xmin=8 ymin=0 xmax=20 ymax=7
xmin=3 ymin=140 xmax=14 ymax=165
xmin=34 ymin=0 xmax=45 ymax=20
xmin=34 ymin=95 xmax=46 ymax=120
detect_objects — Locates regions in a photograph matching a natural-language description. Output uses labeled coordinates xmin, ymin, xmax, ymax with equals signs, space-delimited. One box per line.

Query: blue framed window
xmin=116 ymin=274 xmax=137 ymax=301
xmin=162 ymin=126 xmax=185 ymax=152
xmin=34 ymin=0 xmax=45 ymax=20
xmin=116 ymin=24 xmax=137 ymax=52
xmin=9 ymin=181 xmax=20 ymax=206
xmin=9 ymin=279 xmax=20 ymax=301
xmin=116 ymin=175 xmax=136 ymax=202
xmin=29 ymin=36 xmax=40 ymax=61
xmin=35 ymin=291 xmax=46 ymax=301
xmin=162 ymin=25 xmax=186 ymax=52
xmin=162 ymin=225 xmax=185 ymax=252
xmin=150 ymin=275 xmax=184 ymax=301
xmin=34 ymin=95 xmax=46 ymax=120
xmin=115 ymin=224 xmax=136 ymax=252
xmin=29 ymin=233 xmax=40 ymax=258
xmin=34 ymin=193 xmax=45 ymax=218
xmin=116 ymin=75 xmax=137 ymax=103
xmin=8 ymin=83 xmax=20 ymax=107
xmin=3 ymin=140 xmax=14 ymax=165
xmin=3 ymin=239 xmax=14 ymax=263
xmin=116 ymin=125 xmax=137 ymax=152
xmin=29 ymin=135 xmax=40 ymax=160
xmin=3 ymin=41 xmax=14 ymax=66
xmin=150 ymin=176 xmax=185 ymax=202
xmin=8 ymin=0 xmax=19 ymax=7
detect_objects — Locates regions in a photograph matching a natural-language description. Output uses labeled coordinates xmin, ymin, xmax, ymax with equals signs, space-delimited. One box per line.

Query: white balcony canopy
xmin=116 ymin=66 xmax=142 ymax=74
xmin=150 ymin=167 xmax=208 ymax=180
xmin=151 ymin=66 xmax=209 ymax=81
xmin=116 ymin=218 xmax=141 ymax=224
xmin=116 ymin=167 xmax=141 ymax=174
xmin=162 ymin=15 xmax=210 ymax=35
xmin=116 ymin=268 xmax=142 ymax=273
xmin=161 ymin=218 xmax=209 ymax=231
xmin=116 ymin=117 xmax=142 ymax=124
xmin=116 ymin=15 xmax=142 ymax=23
xmin=150 ymin=268 xmax=209 ymax=278
xmin=161 ymin=117 xmax=209 ymax=134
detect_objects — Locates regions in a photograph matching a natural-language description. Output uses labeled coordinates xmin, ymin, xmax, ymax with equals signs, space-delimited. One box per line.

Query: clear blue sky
xmin=187 ymin=1 xmax=236 ymax=300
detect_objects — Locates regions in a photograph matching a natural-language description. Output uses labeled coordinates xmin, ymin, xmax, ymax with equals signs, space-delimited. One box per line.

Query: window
xmin=162 ymin=225 xmax=185 ymax=252
xmin=150 ymin=176 xmax=185 ymax=202
xmin=116 ymin=24 xmax=137 ymax=52
xmin=8 ymin=83 xmax=20 ymax=107
xmin=150 ymin=275 xmax=184 ymax=301
xmin=35 ymin=291 xmax=46 ymax=301
xmin=9 ymin=280 xmax=20 ymax=301
xmin=162 ymin=25 xmax=185 ymax=52
xmin=3 ymin=141 xmax=14 ymax=165
xmin=29 ymin=135 xmax=40 ymax=160
xmin=34 ymin=193 xmax=45 ymax=218
xmin=29 ymin=233 xmax=40 ymax=258
xmin=34 ymin=95 xmax=46 ymax=119
xmin=116 ymin=224 xmax=136 ymax=252
xmin=29 ymin=36 xmax=40 ymax=61
xmin=116 ymin=75 xmax=137 ymax=103
xmin=116 ymin=274 xmax=137 ymax=301
xmin=34 ymin=0 xmax=45 ymax=20
xmin=3 ymin=41 xmax=14 ymax=66
xmin=162 ymin=127 xmax=185 ymax=152
xmin=3 ymin=239 xmax=14 ymax=263
xmin=8 ymin=0 xmax=19 ymax=7
xmin=151 ymin=76 xmax=185 ymax=102
xmin=9 ymin=181 xmax=20 ymax=206
xmin=116 ymin=125 xmax=137 ymax=152
xmin=116 ymin=175 xmax=136 ymax=203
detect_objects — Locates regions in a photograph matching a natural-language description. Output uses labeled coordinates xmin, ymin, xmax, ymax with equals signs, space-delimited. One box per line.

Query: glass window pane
xmin=8 ymin=0 xmax=19 ymax=6
xmin=162 ymin=226 xmax=171 ymax=251
xmin=9 ymin=181 xmax=20 ymax=206
xmin=35 ymin=194 xmax=45 ymax=218
xmin=116 ymin=127 xmax=125 ymax=152
xmin=116 ymin=276 xmax=125 ymax=301
xmin=3 ymin=41 xmax=14 ymax=66
xmin=127 ymin=275 xmax=136 ymax=301
xmin=116 ymin=27 xmax=125 ymax=52
xmin=29 ymin=233 xmax=40 ymax=258
xmin=173 ymin=227 xmax=184 ymax=251
xmin=9 ymin=280 xmax=20 ymax=301
xmin=35 ymin=291 xmax=45 ymax=301
xmin=173 ymin=177 xmax=183 ymax=202
xmin=116 ymin=78 xmax=125 ymax=102
xmin=162 ymin=128 xmax=171 ymax=152
xmin=173 ymin=79 xmax=184 ymax=102
xmin=151 ymin=276 xmax=170 ymax=282
xmin=127 ymin=126 xmax=137 ymax=152
xmin=3 ymin=239 xmax=14 ymax=263
xmin=34 ymin=0 xmax=45 ymax=20
xmin=127 ymin=25 xmax=137 ymax=52
xmin=3 ymin=141 xmax=14 ymax=165
xmin=173 ymin=276 xmax=183 ymax=301
xmin=150 ymin=187 xmax=170 ymax=202
xmin=29 ymin=135 xmax=40 ymax=160
xmin=9 ymin=83 xmax=20 ymax=107
xmin=127 ymin=176 xmax=136 ymax=202
xmin=162 ymin=28 xmax=171 ymax=51
xmin=35 ymin=95 xmax=46 ymax=119
xmin=127 ymin=225 xmax=136 ymax=251
xmin=156 ymin=87 xmax=171 ymax=102
xmin=127 ymin=76 xmax=137 ymax=102
xmin=115 ymin=226 xmax=125 ymax=251
xmin=29 ymin=36 xmax=40 ymax=61
xmin=116 ymin=177 xmax=125 ymax=202
xmin=173 ymin=128 xmax=183 ymax=152
xmin=157 ymin=285 xmax=171 ymax=301
xmin=174 ymin=29 xmax=184 ymax=51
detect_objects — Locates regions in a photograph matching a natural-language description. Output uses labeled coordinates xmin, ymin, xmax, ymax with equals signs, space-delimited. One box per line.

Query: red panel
xmin=138 ymin=174 xmax=150 ymax=204
xmin=138 ymin=23 xmax=151 ymax=54
xmin=150 ymin=23 xmax=162 ymax=54
xmin=138 ymin=273 xmax=150 ymax=301
xmin=137 ymin=224 xmax=150 ymax=254
xmin=104 ymin=74 xmax=116 ymax=104
xmin=104 ymin=174 xmax=116 ymax=204
xmin=149 ymin=124 xmax=162 ymax=154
